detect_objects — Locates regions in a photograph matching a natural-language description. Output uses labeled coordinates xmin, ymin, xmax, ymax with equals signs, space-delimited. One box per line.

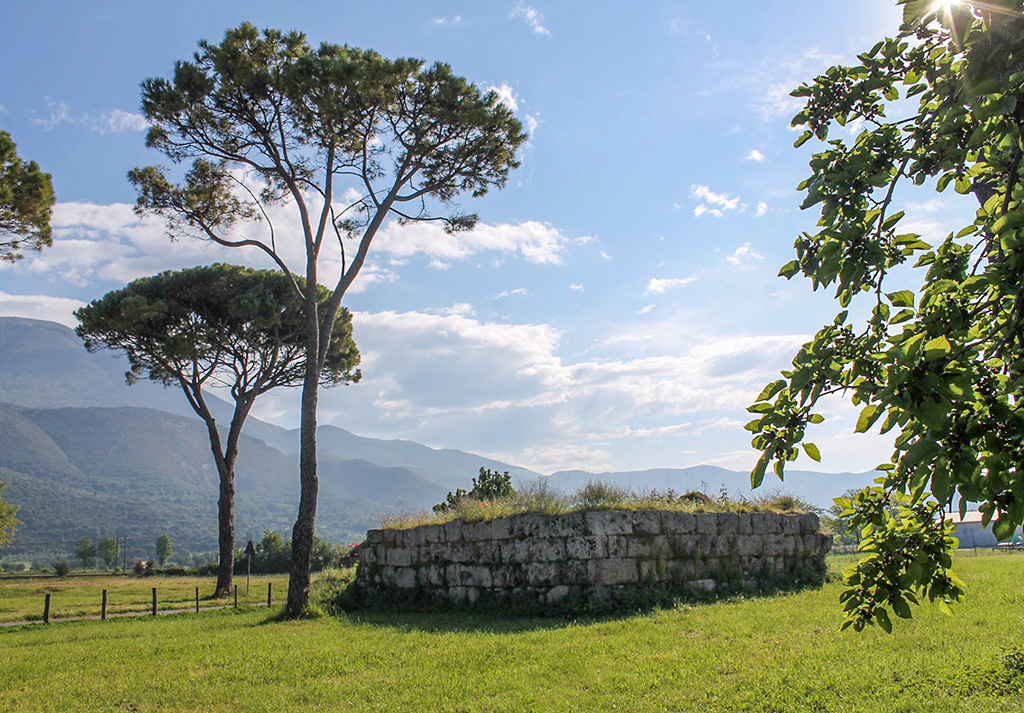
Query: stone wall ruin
xmin=355 ymin=509 xmax=831 ymax=612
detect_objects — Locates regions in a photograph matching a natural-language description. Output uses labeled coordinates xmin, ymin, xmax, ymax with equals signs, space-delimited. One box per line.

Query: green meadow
xmin=1 ymin=554 xmax=1022 ymax=712
xmin=0 ymin=573 xmax=290 ymax=624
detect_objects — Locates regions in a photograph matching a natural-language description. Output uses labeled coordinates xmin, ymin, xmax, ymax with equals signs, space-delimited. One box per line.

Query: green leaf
xmin=875 ymin=607 xmax=893 ymax=634
xmin=809 ymin=413 xmax=825 ymax=424
xmin=778 ymin=260 xmax=801 ymax=278
xmin=886 ymin=290 xmax=915 ymax=308
xmin=751 ymin=454 xmax=770 ymax=489
xmin=924 ymin=335 xmax=951 ymax=361
xmin=756 ymin=379 xmax=787 ymax=402
xmin=803 ymin=442 xmax=822 ymax=462
xmin=855 ymin=404 xmax=884 ymax=433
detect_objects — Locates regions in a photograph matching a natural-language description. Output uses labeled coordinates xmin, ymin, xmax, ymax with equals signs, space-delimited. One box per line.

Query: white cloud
xmin=637 ymin=304 xmax=656 ymax=314
xmin=756 ymin=201 xmax=768 ymax=217
xmin=599 ymin=251 xmax=612 ymax=260
xmin=525 ymin=114 xmax=540 ymax=135
xmin=690 ymin=184 xmax=741 ymax=211
xmin=726 ymin=243 xmax=765 ymax=267
xmin=441 ymin=303 xmax=475 ymax=317
xmin=247 ymin=307 xmax=814 ymax=473
xmin=694 ymin=204 xmax=724 ymax=218
xmin=690 ymin=184 xmax=740 ymax=218
xmin=0 ymin=292 xmax=86 ymax=327
xmin=488 ymin=83 xmax=519 ymax=112
xmin=31 ymin=100 xmax=149 ymax=134
xmin=745 ymin=149 xmax=766 ymax=162
xmin=495 ymin=287 xmax=528 ymax=299
xmin=429 ymin=16 xmax=462 ymax=25
xmin=645 ymin=275 xmax=699 ymax=294
xmin=375 ymin=219 xmax=576 ymax=265
xmin=511 ymin=3 xmax=551 ymax=35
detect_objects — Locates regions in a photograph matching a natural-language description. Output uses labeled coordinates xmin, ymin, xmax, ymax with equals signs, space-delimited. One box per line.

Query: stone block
xmin=449 ymin=586 xmax=470 ymax=603
xmin=717 ymin=512 xmax=739 ymax=535
xmin=544 ymin=585 xmax=571 ymax=603
xmin=365 ymin=529 xmax=384 ymax=545
xmin=662 ymin=511 xmax=696 ymax=534
xmin=549 ymin=512 xmax=587 ymax=538
xmin=473 ymin=540 xmax=502 ymax=564
xmin=491 ymin=565 xmax=524 ymax=588
xmin=736 ymin=535 xmax=763 ymax=557
xmin=736 ymin=513 xmax=753 ymax=535
xmin=448 ymin=541 xmax=477 ymax=563
xmin=532 ymin=538 xmax=567 ymax=562
xmin=764 ymin=535 xmax=786 ymax=557
xmin=510 ymin=513 xmax=543 ymax=539
xmin=627 ymin=537 xmax=653 ymax=558
xmin=799 ymin=513 xmax=820 ymax=534
xmin=751 ymin=513 xmax=781 ymax=535
xmin=444 ymin=519 xmax=464 ymax=542
xmin=526 ymin=562 xmax=561 ymax=587
xmin=632 ymin=509 xmax=662 ymax=535
xmin=781 ymin=515 xmax=801 ymax=535
xmin=566 ymin=535 xmax=607 ymax=560
xmin=491 ymin=517 xmax=512 ymax=540
xmin=383 ymin=529 xmax=399 ymax=546
xmin=584 ymin=510 xmax=633 ymax=536
xmin=668 ymin=534 xmax=698 ymax=557
xmin=395 ymin=567 xmax=416 ymax=589
xmin=607 ymin=535 xmax=629 ymax=558
xmin=588 ymin=558 xmax=638 ymax=585
xmin=710 ymin=536 xmax=733 ymax=557
xmin=407 ymin=527 xmax=426 ymax=547
xmin=463 ymin=521 xmax=492 ymax=541
xmin=419 ymin=565 xmax=445 ymax=587
xmin=465 ymin=565 xmax=493 ymax=588
xmin=387 ymin=548 xmax=413 ymax=567
xmin=695 ymin=513 xmax=718 ymax=536
xmin=421 ymin=523 xmax=445 ymax=544
xmin=563 ymin=560 xmax=589 ymax=585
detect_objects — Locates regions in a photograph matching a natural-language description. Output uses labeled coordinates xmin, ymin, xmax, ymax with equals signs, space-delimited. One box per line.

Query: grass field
xmin=0 ymin=573 xmax=290 ymax=623
xmin=1 ymin=554 xmax=1022 ymax=712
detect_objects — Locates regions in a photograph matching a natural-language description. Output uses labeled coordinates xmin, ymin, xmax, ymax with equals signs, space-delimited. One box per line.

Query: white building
xmin=948 ymin=510 xmax=1023 ymax=549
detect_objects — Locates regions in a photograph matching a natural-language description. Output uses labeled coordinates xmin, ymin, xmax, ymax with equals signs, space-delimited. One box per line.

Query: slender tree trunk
xmin=198 ymin=415 xmax=235 ymax=598
xmin=215 ymin=462 xmax=235 ymax=597
xmin=287 ymin=292 xmax=321 ymax=616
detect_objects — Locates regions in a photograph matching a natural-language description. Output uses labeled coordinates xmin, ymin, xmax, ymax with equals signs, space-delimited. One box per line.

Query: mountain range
xmin=0 ymin=316 xmax=870 ymax=559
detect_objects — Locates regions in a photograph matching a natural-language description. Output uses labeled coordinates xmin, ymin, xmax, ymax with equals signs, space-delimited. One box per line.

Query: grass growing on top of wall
xmin=380 ymin=481 xmax=816 ymax=530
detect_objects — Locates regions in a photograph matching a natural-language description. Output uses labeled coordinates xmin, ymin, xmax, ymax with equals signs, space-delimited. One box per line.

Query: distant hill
xmin=0 ymin=403 xmax=446 ymax=557
xmin=0 ymin=316 xmax=539 ymax=491
xmin=547 ymin=465 xmax=876 ymax=510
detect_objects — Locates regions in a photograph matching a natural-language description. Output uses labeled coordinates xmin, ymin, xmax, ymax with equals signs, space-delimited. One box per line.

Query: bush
xmin=434 ymin=467 xmax=515 ymax=513
xmin=52 ymin=560 xmax=70 ymax=578
xmin=310 ymin=567 xmax=358 ymax=616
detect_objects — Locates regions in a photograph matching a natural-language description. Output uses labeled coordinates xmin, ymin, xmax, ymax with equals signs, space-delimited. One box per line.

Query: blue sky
xmin=0 ymin=1 xmax=978 ymax=475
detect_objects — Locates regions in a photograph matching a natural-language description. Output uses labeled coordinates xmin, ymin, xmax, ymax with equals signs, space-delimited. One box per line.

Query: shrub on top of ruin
xmin=433 ymin=467 xmax=516 ymax=513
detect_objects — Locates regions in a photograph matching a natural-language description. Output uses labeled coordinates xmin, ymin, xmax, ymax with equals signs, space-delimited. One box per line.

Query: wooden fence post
xmin=267 ymin=582 xmax=272 ymax=607
xmin=195 ymin=586 xmax=200 ymax=614
xmin=43 ymin=593 xmax=51 ymax=624
xmin=101 ymin=589 xmax=107 ymax=620
xmin=152 ymin=587 xmax=157 ymax=616
xmin=233 ymin=584 xmax=238 ymax=609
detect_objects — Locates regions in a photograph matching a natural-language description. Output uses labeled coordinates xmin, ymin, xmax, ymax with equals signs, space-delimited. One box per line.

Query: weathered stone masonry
xmin=356 ymin=510 xmax=831 ymax=610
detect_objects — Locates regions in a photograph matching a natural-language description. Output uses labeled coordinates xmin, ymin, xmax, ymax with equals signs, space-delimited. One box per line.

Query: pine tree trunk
xmin=287 ymin=295 xmax=321 ymax=616
xmin=214 ymin=463 xmax=235 ymax=597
